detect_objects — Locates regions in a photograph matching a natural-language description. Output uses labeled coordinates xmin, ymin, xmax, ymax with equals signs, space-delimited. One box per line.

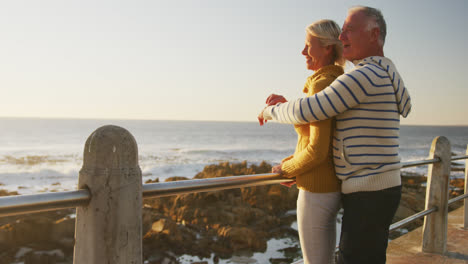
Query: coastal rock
xmin=217 ymin=226 xmax=267 ymax=252
xmin=0 ymin=208 xmax=75 ymax=264
xmin=0 ymin=216 xmax=52 ymax=246
xmin=23 ymin=249 xmax=65 ymax=264
xmin=395 ymin=175 xmax=426 ymax=224
xmin=1 ymin=165 xmax=465 ymax=263
xmin=50 ymin=216 xmax=76 ymax=249
xmin=0 ymin=189 xmax=18 ymax=197
xmin=143 ymin=161 xmax=299 ymax=260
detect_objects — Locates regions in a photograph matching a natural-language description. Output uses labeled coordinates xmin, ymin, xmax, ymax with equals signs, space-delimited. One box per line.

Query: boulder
xmin=143 ymin=161 xmax=299 ymax=261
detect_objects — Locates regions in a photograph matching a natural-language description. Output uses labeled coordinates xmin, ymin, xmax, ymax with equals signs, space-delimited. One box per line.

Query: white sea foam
xmin=1 ymin=119 xmax=468 ymax=193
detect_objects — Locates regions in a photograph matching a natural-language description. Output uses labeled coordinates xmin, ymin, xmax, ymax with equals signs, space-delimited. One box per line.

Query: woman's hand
xmin=272 ymin=164 xmax=283 ymax=174
xmin=266 ymin=94 xmax=287 ymax=106
xmin=272 ymin=164 xmax=296 ymax=187
xmin=281 ymin=180 xmax=296 ymax=188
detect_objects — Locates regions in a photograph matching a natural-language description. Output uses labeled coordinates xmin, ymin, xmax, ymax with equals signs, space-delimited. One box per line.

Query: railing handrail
xmin=142 ymin=173 xmax=288 ymax=198
xmin=390 ymin=207 xmax=438 ymax=231
xmin=401 ymin=157 xmax=440 ymax=168
xmin=451 ymin=155 xmax=468 ymax=161
xmin=448 ymin=193 xmax=468 ymax=205
xmin=0 ymin=155 xmax=467 ymax=218
xmin=390 ymin=192 xmax=468 ymax=232
xmin=0 ymin=189 xmax=90 ymax=217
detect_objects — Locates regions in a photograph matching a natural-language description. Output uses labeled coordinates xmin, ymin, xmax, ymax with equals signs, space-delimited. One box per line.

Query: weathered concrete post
xmin=464 ymin=144 xmax=468 ymax=230
xmin=74 ymin=125 xmax=142 ymax=264
xmin=422 ymin=136 xmax=451 ymax=254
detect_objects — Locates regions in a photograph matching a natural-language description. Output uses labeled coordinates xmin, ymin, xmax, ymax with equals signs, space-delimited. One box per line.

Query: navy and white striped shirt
xmin=263 ymin=56 xmax=412 ymax=193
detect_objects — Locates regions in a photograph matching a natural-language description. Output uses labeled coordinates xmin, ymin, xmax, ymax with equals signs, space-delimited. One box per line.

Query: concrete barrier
xmin=422 ymin=136 xmax=451 ymax=254
xmin=73 ymin=125 xmax=142 ymax=264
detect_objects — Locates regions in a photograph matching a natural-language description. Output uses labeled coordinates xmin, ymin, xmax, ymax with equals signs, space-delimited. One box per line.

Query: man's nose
xmin=339 ymin=32 xmax=346 ymax=41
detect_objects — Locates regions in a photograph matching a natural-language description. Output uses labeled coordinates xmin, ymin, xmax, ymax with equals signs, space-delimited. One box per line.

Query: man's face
xmin=339 ymin=11 xmax=374 ymax=61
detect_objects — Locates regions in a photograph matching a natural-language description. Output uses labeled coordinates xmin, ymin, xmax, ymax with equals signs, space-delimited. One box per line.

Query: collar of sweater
xmin=303 ymin=65 xmax=344 ymax=93
xmin=352 ymin=55 xmax=386 ymax=65
xmin=311 ymin=64 xmax=344 ymax=79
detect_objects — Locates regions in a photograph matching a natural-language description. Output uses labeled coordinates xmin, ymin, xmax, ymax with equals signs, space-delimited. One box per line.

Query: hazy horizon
xmin=2 ymin=116 xmax=468 ymax=127
xmin=1 ymin=0 xmax=467 ymax=126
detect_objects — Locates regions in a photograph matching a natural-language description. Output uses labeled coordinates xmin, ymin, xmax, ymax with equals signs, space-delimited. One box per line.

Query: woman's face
xmin=302 ymin=33 xmax=332 ymax=71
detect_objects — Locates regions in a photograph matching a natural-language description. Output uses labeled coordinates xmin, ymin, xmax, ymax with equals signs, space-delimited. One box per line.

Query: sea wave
xmin=2 ymin=119 xmax=468 ymax=194
xmin=0 ymin=169 xmax=78 ymax=194
xmin=0 ymin=154 xmax=79 ymax=166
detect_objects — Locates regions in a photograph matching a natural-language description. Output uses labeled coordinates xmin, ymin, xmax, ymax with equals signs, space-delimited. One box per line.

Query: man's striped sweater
xmin=263 ymin=56 xmax=412 ymax=194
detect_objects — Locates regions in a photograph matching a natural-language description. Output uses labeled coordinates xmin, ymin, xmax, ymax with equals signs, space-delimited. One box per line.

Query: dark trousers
xmin=337 ymin=185 xmax=402 ymax=264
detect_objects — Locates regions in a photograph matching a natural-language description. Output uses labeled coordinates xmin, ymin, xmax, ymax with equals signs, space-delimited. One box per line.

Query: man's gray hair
xmin=349 ymin=6 xmax=387 ymax=46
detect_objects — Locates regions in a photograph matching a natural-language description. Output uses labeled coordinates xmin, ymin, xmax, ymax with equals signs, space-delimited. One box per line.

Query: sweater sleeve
xmin=280 ymin=75 xmax=334 ymax=178
xmin=281 ymin=118 xmax=332 ymax=177
xmin=263 ymin=72 xmax=367 ymax=124
xmin=281 ymin=155 xmax=294 ymax=163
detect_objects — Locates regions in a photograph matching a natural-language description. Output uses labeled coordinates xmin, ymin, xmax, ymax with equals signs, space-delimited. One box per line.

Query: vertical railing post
xmin=73 ymin=125 xmax=142 ymax=264
xmin=464 ymin=144 xmax=468 ymax=230
xmin=422 ymin=136 xmax=451 ymax=254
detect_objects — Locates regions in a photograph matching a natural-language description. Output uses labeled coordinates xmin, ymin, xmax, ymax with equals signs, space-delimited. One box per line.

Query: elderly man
xmin=259 ymin=6 xmax=411 ymax=264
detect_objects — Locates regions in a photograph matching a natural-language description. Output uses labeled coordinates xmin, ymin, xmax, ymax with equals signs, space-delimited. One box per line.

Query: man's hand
xmin=258 ymin=108 xmax=267 ymax=126
xmin=259 ymin=94 xmax=288 ymax=126
xmin=266 ymin=94 xmax=287 ymax=106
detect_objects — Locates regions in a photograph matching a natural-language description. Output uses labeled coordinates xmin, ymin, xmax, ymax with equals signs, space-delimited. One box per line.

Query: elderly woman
xmin=262 ymin=19 xmax=345 ymax=264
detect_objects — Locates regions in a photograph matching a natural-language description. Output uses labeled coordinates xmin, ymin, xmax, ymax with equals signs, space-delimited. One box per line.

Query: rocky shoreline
xmin=0 ymin=161 xmax=465 ymax=264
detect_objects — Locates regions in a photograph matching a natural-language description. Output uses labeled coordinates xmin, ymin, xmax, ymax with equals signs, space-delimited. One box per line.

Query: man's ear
xmin=370 ymin=27 xmax=380 ymax=43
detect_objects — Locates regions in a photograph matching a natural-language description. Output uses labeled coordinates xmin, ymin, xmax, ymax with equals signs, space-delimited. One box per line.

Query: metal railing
xmin=0 ymin=173 xmax=290 ymax=217
xmin=0 ymin=126 xmax=467 ymax=263
xmin=1 ymin=158 xmax=465 ymax=218
xmin=2 ymin=157 xmax=466 ymax=219
xmin=389 ymin=155 xmax=468 ymax=232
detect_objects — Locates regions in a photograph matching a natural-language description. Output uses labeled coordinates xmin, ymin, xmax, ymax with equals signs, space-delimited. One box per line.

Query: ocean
xmin=1 ymin=118 xmax=467 ymax=194
xmin=1 ymin=118 xmax=467 ymax=263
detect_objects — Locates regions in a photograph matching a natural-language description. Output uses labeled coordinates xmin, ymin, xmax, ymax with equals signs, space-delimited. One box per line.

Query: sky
xmin=0 ymin=0 xmax=467 ymax=125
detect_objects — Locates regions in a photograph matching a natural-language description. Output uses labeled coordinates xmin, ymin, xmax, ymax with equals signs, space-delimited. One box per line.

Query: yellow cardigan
xmin=281 ymin=65 xmax=343 ymax=193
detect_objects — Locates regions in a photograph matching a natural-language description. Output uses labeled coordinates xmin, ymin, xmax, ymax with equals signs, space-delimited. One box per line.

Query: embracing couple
xmin=258 ymin=6 xmax=412 ymax=264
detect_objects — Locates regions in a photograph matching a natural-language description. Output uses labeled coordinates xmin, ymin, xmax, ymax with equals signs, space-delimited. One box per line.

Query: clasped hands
xmin=257 ymin=94 xmax=288 ymax=126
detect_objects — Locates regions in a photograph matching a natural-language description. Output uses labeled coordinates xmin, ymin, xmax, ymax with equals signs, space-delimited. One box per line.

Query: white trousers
xmin=297 ymin=189 xmax=341 ymax=264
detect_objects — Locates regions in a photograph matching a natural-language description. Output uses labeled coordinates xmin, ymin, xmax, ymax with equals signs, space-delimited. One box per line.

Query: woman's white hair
xmin=306 ymin=19 xmax=345 ymax=67
xmin=349 ymin=6 xmax=387 ymax=46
